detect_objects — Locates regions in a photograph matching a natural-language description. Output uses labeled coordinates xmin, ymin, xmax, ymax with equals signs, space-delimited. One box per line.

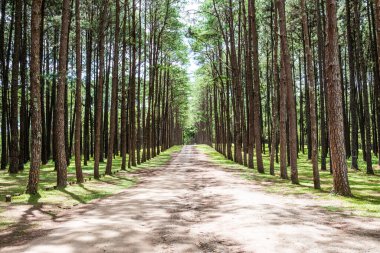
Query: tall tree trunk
xmin=9 ymin=0 xmax=22 ymax=174
xmin=40 ymin=0 xmax=47 ymax=165
xmin=0 ymin=0 xmax=7 ymax=170
xmin=83 ymin=26 xmax=92 ymax=165
xmin=278 ymin=0 xmax=298 ymax=184
xmin=55 ymin=0 xmax=71 ymax=187
xmin=19 ymin=2 xmax=28 ymax=170
xmin=45 ymin=32 xmax=51 ymax=163
xmin=227 ymin=0 xmax=243 ymax=164
xmin=242 ymin=0 xmax=254 ymax=169
xmin=325 ymin=0 xmax=352 ymax=196
xmin=301 ymin=0 xmax=320 ymax=189
xmin=136 ymin=0 xmax=143 ymax=164
xmin=249 ymin=0 xmax=264 ymax=173
xmin=317 ymin=0 xmax=328 ymax=171
xmin=120 ymin=2 xmax=128 ymax=171
xmin=346 ymin=0 xmax=359 ymax=170
xmin=141 ymin=0 xmax=148 ymax=163
xmin=106 ymin=0 xmax=120 ymax=175
xmin=270 ymin=0 xmax=279 ymax=176
xmin=4 ymin=1 xmax=14 ymax=172
xmin=279 ymin=57 xmax=288 ymax=179
xmin=74 ymin=0 xmax=83 ymax=183
xmin=129 ymin=0 xmax=137 ymax=167
xmin=94 ymin=0 xmax=108 ymax=179
xmin=51 ymin=28 xmax=58 ymax=163
xmin=102 ymin=41 xmax=111 ymax=159
xmin=27 ymin=0 xmax=43 ymax=194
xmin=374 ymin=0 xmax=380 ymax=165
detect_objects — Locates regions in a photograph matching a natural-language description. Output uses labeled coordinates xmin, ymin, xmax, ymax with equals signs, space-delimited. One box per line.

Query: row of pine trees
xmin=0 ymin=0 xmax=189 ymax=194
xmin=192 ymin=0 xmax=380 ymax=197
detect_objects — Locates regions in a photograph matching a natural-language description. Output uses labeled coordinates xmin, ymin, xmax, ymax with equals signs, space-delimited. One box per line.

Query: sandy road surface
xmin=1 ymin=145 xmax=379 ymax=253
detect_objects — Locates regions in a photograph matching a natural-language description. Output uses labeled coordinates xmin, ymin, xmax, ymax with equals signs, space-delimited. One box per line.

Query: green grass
xmin=0 ymin=146 xmax=182 ymax=230
xmin=196 ymin=144 xmax=380 ymax=218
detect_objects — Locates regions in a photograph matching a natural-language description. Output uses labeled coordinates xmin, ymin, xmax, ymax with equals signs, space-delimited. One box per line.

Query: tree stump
xmin=5 ymin=195 xmax=11 ymax=202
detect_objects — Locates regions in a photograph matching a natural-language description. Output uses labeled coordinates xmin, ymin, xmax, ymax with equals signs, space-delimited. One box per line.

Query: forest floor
xmin=0 ymin=145 xmax=379 ymax=253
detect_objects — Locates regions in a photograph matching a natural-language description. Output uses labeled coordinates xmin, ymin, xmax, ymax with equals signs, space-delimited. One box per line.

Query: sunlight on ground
xmin=0 ymin=146 xmax=182 ymax=230
xmin=196 ymin=144 xmax=380 ymax=218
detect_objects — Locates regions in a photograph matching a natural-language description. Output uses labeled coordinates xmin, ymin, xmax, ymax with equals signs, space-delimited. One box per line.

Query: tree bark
xmin=374 ymin=0 xmax=380 ymax=165
xmin=27 ymin=0 xmax=43 ymax=194
xmin=74 ymin=0 xmax=84 ymax=183
xmin=325 ymin=0 xmax=352 ymax=196
xmin=301 ymin=0 xmax=320 ymax=189
xmin=270 ymin=0 xmax=279 ymax=176
xmin=120 ymin=2 xmax=128 ymax=171
xmin=83 ymin=23 xmax=92 ymax=165
xmin=278 ymin=0 xmax=298 ymax=183
xmin=9 ymin=0 xmax=22 ymax=174
xmin=55 ymin=0 xmax=71 ymax=187
xmin=0 ymin=0 xmax=7 ymax=170
xmin=346 ymin=0 xmax=359 ymax=170
xmin=129 ymin=0 xmax=137 ymax=167
xmin=94 ymin=0 xmax=108 ymax=179
xmin=106 ymin=0 xmax=120 ymax=175
xmin=19 ymin=2 xmax=28 ymax=170
xmin=227 ymin=0 xmax=243 ymax=164
xmin=249 ymin=0 xmax=264 ymax=173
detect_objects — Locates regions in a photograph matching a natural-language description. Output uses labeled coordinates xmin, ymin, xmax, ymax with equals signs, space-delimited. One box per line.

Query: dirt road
xmin=1 ymin=145 xmax=379 ymax=253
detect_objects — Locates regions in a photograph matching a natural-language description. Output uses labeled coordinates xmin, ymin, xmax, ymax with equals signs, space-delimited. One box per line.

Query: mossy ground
xmin=196 ymin=144 xmax=380 ymax=218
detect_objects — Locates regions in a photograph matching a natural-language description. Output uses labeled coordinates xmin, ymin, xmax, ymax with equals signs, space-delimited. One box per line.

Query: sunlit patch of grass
xmin=0 ymin=220 xmax=12 ymax=230
xmin=9 ymin=175 xmax=137 ymax=207
xmin=0 ymin=205 xmax=8 ymax=230
xmin=196 ymin=144 xmax=380 ymax=218
xmin=324 ymin=205 xmax=343 ymax=212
